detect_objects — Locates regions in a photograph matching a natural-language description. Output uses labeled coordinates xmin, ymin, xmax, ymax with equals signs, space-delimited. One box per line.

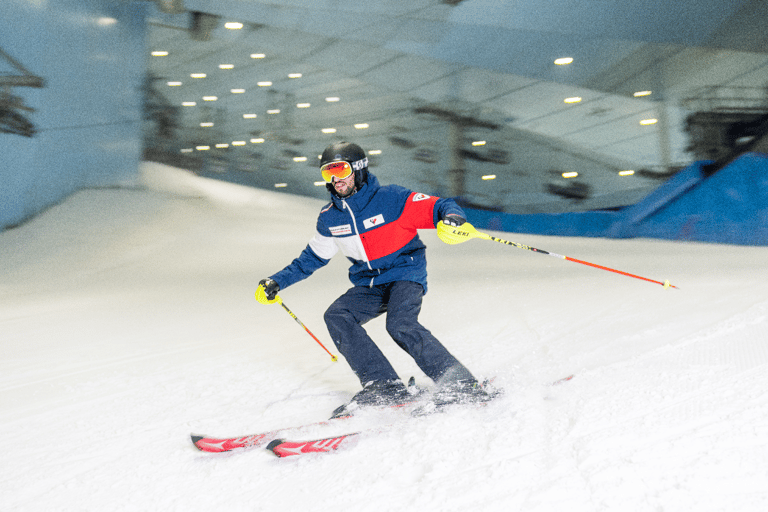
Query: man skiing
xmin=256 ymin=141 xmax=490 ymax=416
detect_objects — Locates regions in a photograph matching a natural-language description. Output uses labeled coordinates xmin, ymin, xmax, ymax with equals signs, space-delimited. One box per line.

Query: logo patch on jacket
xmin=363 ymin=214 xmax=385 ymax=229
xmin=329 ymin=224 xmax=353 ymax=236
xmin=413 ymin=193 xmax=431 ymax=202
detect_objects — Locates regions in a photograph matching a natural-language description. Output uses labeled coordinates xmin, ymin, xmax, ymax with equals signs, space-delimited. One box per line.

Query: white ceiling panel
xmin=492 ymin=81 xmax=581 ymax=121
xmin=412 ymin=68 xmax=539 ymax=105
xmin=359 ymin=54 xmax=453 ymax=92
xmin=460 ymin=69 xmax=539 ymax=103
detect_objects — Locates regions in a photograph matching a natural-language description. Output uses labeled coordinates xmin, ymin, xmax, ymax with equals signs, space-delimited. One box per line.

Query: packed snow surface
xmin=2 ymin=163 xmax=768 ymax=512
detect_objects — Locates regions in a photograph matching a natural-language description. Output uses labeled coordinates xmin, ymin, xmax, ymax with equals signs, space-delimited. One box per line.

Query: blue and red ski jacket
xmin=270 ymin=172 xmax=464 ymax=292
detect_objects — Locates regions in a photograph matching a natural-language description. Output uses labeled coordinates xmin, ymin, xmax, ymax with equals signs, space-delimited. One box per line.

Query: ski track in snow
xmin=2 ymin=162 xmax=768 ymax=511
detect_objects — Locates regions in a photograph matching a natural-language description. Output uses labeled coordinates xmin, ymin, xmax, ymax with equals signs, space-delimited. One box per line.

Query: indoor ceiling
xmin=143 ymin=0 xmax=768 ymax=212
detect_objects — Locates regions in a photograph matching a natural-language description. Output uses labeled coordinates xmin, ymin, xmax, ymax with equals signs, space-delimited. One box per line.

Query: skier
xmin=256 ymin=141 xmax=491 ymax=416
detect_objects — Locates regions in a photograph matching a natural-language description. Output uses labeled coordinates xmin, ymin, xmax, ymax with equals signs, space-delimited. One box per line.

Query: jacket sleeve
xmin=269 ymin=232 xmax=338 ymax=290
xmin=432 ymin=196 xmax=466 ymax=226
xmin=396 ymin=189 xmax=465 ymax=230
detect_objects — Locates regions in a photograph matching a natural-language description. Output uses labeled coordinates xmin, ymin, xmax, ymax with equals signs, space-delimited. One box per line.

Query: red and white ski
xmin=191 ymin=416 xmax=351 ymax=453
xmin=191 ymin=432 xmax=278 ymax=453
xmin=191 ymin=390 xmax=423 ymax=452
xmin=267 ymin=433 xmax=361 ymax=457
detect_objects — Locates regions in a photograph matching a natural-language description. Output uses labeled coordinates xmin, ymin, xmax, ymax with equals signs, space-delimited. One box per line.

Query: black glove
xmin=256 ymin=278 xmax=280 ymax=304
xmin=441 ymin=214 xmax=466 ymax=227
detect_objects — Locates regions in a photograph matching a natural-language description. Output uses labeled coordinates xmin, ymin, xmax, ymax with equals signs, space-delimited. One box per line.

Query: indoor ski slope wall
xmin=1 ymin=0 xmax=147 ymax=231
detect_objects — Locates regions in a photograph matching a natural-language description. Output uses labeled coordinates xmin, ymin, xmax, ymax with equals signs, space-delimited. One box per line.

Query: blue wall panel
xmin=607 ymin=161 xmax=708 ymax=239
xmin=467 ymin=208 xmax=617 ymax=239
xmin=634 ymin=153 xmax=768 ymax=245
xmin=1 ymin=0 xmax=147 ymax=230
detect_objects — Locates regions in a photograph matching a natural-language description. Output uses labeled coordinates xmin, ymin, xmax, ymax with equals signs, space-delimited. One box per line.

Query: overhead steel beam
xmin=0 ymin=75 xmax=44 ymax=88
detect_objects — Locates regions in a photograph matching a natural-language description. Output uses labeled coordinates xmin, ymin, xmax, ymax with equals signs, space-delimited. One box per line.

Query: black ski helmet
xmin=320 ymin=141 xmax=369 ymax=196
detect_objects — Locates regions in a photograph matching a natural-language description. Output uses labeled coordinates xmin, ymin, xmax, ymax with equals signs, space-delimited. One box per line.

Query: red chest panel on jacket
xmin=359 ymin=192 xmax=438 ymax=262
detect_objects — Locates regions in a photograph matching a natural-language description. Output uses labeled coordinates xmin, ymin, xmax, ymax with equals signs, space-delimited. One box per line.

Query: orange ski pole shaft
xmin=276 ymin=297 xmax=338 ymax=362
xmin=437 ymin=222 xmax=677 ymax=290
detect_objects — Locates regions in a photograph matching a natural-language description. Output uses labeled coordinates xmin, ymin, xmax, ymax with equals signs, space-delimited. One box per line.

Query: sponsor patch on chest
xmin=363 ymin=214 xmax=385 ymax=229
xmin=412 ymin=193 xmax=431 ymax=202
xmin=329 ymin=224 xmax=353 ymax=236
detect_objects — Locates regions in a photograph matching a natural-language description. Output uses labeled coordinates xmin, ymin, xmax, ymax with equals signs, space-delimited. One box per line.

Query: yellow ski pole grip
xmin=255 ymin=284 xmax=280 ymax=305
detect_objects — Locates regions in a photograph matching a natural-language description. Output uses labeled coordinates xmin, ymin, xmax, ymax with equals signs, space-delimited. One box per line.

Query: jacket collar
xmin=331 ymin=172 xmax=379 ymax=211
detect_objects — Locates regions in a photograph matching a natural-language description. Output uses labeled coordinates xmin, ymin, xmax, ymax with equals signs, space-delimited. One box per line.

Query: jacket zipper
xmin=342 ymin=200 xmax=375 ymax=281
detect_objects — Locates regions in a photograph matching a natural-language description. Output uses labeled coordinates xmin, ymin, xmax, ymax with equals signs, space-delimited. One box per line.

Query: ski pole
xmin=437 ymin=222 xmax=677 ymax=290
xmin=275 ymin=296 xmax=338 ymax=362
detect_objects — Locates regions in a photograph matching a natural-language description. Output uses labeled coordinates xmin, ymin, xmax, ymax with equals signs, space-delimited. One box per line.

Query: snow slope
xmin=2 ymin=162 xmax=768 ymax=512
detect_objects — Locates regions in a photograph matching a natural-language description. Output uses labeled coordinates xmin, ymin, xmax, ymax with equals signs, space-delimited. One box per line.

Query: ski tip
xmin=190 ymin=434 xmax=205 ymax=449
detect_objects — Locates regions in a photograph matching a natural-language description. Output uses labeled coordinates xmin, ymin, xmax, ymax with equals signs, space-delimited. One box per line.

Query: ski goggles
xmin=320 ymin=157 xmax=368 ymax=182
xmin=320 ymin=161 xmax=354 ymax=183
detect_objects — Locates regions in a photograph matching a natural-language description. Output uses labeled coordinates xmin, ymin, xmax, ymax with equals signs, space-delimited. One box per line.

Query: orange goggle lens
xmin=320 ymin=161 xmax=353 ymax=183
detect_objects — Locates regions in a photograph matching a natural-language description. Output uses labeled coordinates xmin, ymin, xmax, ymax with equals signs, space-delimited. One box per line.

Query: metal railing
xmin=682 ymin=86 xmax=768 ymax=113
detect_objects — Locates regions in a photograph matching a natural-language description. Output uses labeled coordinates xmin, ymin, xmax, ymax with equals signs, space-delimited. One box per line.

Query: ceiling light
xmin=98 ymin=17 xmax=117 ymax=26
xmin=293 ymin=156 xmax=307 ymax=162
xmin=634 ymin=91 xmax=652 ymax=97
xmin=369 ymin=150 xmax=382 ymax=155
xmin=190 ymin=73 xmax=206 ymax=78
xmin=640 ymin=118 xmax=658 ymax=125
xmin=231 ymin=89 xmax=245 ymax=94
xmin=564 ymin=97 xmax=582 ymax=104
xmin=219 ymin=64 xmax=234 ymax=70
xmin=482 ymin=175 xmax=496 ymax=180
xmin=326 ymin=97 xmax=340 ymax=102
xmin=267 ymin=109 xmax=280 ymax=114
xmin=554 ymin=57 xmax=574 ymax=65
xmin=232 ymin=141 xmax=246 ymax=146
xmin=224 ymin=22 xmax=243 ymax=29
xmin=472 ymin=140 xmax=486 ymax=146
xmin=562 ymin=172 xmax=579 ymax=178
xmin=258 ymin=81 xmax=272 ymax=87
xmin=151 ymin=51 xmax=168 ymax=57
xmin=215 ymin=143 xmax=229 ymax=148
xmin=251 ymin=138 xmax=265 ymax=143
xmin=200 ymin=122 xmax=214 ymax=127
xmin=167 ymin=81 xmax=182 ymax=86
xmin=203 ymin=96 xmax=217 ymax=101
xmin=322 ymin=128 xmax=337 ymax=134
xmin=243 ymin=114 xmax=257 ymax=119
xmin=296 ymin=103 xmax=311 ymax=108
xmin=288 ymin=73 xmax=302 ymax=78
xmin=182 ymin=102 xmax=196 ymax=107
xmin=180 ymin=148 xmax=193 ymax=153
xmin=619 ymin=170 xmax=635 ymax=176
xmin=274 ymin=183 xmax=288 ymax=188
xmin=196 ymin=145 xmax=210 ymax=151
xmin=251 ymin=53 xmax=266 ymax=59
xmin=354 ymin=123 xmax=369 ymax=129
xmin=314 ymin=181 xmax=326 ymax=186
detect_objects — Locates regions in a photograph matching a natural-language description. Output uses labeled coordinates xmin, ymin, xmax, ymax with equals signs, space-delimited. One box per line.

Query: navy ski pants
xmin=323 ymin=280 xmax=475 ymax=386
